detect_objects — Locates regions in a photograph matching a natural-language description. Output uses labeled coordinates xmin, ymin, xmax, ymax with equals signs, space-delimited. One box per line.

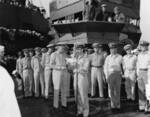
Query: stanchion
xmin=75 ymin=56 xmax=79 ymax=117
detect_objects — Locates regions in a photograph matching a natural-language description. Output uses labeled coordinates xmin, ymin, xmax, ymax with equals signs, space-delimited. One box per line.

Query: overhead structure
xmin=0 ymin=3 xmax=49 ymax=34
xmin=52 ymin=21 xmax=125 ymax=44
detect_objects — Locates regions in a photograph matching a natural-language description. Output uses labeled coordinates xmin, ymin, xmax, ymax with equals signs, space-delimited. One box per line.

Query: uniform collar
xmin=24 ymin=56 xmax=30 ymax=59
xmin=47 ymin=51 xmax=51 ymax=55
xmin=94 ymin=52 xmax=99 ymax=55
xmin=77 ymin=53 xmax=85 ymax=59
xmin=141 ymin=51 xmax=148 ymax=55
xmin=126 ymin=53 xmax=133 ymax=57
xmin=110 ymin=53 xmax=118 ymax=57
xmin=35 ymin=55 xmax=41 ymax=58
xmin=56 ymin=50 xmax=64 ymax=55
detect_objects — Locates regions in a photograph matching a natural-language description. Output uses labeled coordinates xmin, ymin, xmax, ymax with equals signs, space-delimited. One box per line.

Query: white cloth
xmin=104 ymin=54 xmax=123 ymax=79
xmin=123 ymin=54 xmax=137 ymax=70
xmin=0 ymin=45 xmax=4 ymax=51
xmin=137 ymin=52 xmax=150 ymax=75
xmin=146 ymin=83 xmax=150 ymax=101
xmin=0 ymin=66 xmax=21 ymax=117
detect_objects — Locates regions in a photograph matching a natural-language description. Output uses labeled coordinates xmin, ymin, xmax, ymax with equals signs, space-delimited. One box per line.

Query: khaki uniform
xmin=31 ymin=55 xmax=44 ymax=97
xmin=30 ymin=56 xmax=34 ymax=94
xmin=20 ymin=57 xmax=33 ymax=97
xmin=90 ymin=53 xmax=105 ymax=97
xmin=73 ymin=54 xmax=90 ymax=117
xmin=66 ymin=69 xmax=71 ymax=97
xmin=50 ymin=51 xmax=68 ymax=108
xmin=16 ymin=58 xmax=22 ymax=77
xmin=87 ymin=54 xmax=92 ymax=94
xmin=123 ymin=54 xmax=137 ymax=100
xmin=137 ymin=51 xmax=150 ymax=110
xmin=104 ymin=54 xmax=123 ymax=108
xmin=41 ymin=52 xmax=53 ymax=99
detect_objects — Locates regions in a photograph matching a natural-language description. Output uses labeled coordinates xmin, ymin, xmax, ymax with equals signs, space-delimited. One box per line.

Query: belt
xmin=126 ymin=68 xmax=135 ymax=71
xmin=140 ymin=68 xmax=148 ymax=71
xmin=23 ymin=68 xmax=32 ymax=70
xmin=92 ymin=65 xmax=102 ymax=68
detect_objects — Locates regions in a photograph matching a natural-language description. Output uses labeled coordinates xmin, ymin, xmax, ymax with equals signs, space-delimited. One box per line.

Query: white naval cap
xmin=0 ymin=45 xmax=4 ymax=51
xmin=12 ymin=70 xmax=18 ymax=75
xmin=101 ymin=4 xmax=107 ymax=7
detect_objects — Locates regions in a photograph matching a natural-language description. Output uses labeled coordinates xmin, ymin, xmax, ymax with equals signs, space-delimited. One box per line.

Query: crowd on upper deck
xmin=0 ymin=0 xmax=48 ymax=19
xmin=83 ymin=0 xmax=125 ymax=23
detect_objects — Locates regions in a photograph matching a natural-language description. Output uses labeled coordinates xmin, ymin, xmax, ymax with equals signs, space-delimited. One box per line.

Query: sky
xmin=140 ymin=0 xmax=150 ymax=42
xmin=31 ymin=0 xmax=52 ymax=16
xmin=33 ymin=0 xmax=150 ymax=43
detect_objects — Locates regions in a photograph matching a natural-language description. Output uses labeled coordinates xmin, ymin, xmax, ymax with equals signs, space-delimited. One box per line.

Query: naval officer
xmin=104 ymin=43 xmax=123 ymax=110
xmin=90 ymin=43 xmax=105 ymax=98
xmin=70 ymin=42 xmax=90 ymax=117
xmin=50 ymin=42 xmax=68 ymax=110
xmin=137 ymin=40 xmax=150 ymax=113
xmin=31 ymin=47 xmax=45 ymax=97
xmin=123 ymin=44 xmax=137 ymax=101
xmin=21 ymin=49 xmax=33 ymax=97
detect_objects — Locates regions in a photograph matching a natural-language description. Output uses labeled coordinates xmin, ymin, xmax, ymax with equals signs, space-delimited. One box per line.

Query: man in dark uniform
xmin=89 ymin=0 xmax=99 ymax=21
xmin=96 ymin=4 xmax=109 ymax=21
xmin=83 ymin=1 xmax=90 ymax=21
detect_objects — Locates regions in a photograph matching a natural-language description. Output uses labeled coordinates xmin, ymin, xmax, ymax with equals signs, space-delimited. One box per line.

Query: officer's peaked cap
xmin=139 ymin=40 xmax=149 ymax=46
xmin=22 ymin=49 xmax=29 ymax=53
xmin=124 ymin=44 xmax=132 ymax=50
xmin=92 ymin=43 xmax=102 ymax=48
xmin=34 ymin=47 xmax=41 ymax=52
xmin=29 ymin=48 xmax=34 ymax=52
xmin=41 ymin=48 xmax=47 ymax=52
xmin=108 ymin=42 xmax=118 ymax=48
xmin=47 ymin=44 xmax=55 ymax=48
xmin=56 ymin=42 xmax=66 ymax=47
xmin=74 ymin=42 xmax=85 ymax=48
xmin=101 ymin=4 xmax=106 ymax=7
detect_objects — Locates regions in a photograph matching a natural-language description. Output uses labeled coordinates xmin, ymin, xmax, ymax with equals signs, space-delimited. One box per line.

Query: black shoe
xmin=115 ymin=108 xmax=121 ymax=112
xmin=91 ymin=95 xmax=96 ymax=98
xmin=23 ymin=96 xmax=29 ymax=99
xmin=111 ymin=108 xmax=116 ymax=112
xmin=34 ymin=96 xmax=40 ymax=99
xmin=44 ymin=98 xmax=49 ymax=102
xmin=53 ymin=107 xmax=60 ymax=113
xmin=88 ymin=94 xmax=91 ymax=97
xmin=99 ymin=97 xmax=105 ymax=100
xmin=61 ymin=106 xmax=67 ymax=110
xmin=144 ymin=111 xmax=150 ymax=114
xmin=76 ymin=114 xmax=83 ymax=117
xmin=137 ymin=109 xmax=144 ymax=112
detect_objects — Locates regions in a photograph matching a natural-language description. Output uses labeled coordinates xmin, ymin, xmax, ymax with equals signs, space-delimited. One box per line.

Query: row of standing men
xmin=15 ymin=40 xmax=150 ymax=117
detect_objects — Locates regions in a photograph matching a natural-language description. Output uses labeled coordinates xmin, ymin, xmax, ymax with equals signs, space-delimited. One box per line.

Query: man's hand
xmin=61 ymin=67 xmax=66 ymax=70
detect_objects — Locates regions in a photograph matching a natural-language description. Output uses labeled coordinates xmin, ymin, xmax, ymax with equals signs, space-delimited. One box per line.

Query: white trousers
xmin=22 ymin=69 xmax=33 ymax=97
xmin=91 ymin=67 xmax=104 ymax=97
xmin=124 ymin=70 xmax=136 ymax=100
xmin=44 ymin=69 xmax=52 ymax=98
xmin=53 ymin=69 xmax=67 ymax=108
xmin=33 ymin=69 xmax=45 ymax=97
xmin=74 ymin=73 xmax=89 ymax=117
xmin=108 ymin=71 xmax=121 ymax=108
xmin=66 ymin=71 xmax=71 ymax=97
